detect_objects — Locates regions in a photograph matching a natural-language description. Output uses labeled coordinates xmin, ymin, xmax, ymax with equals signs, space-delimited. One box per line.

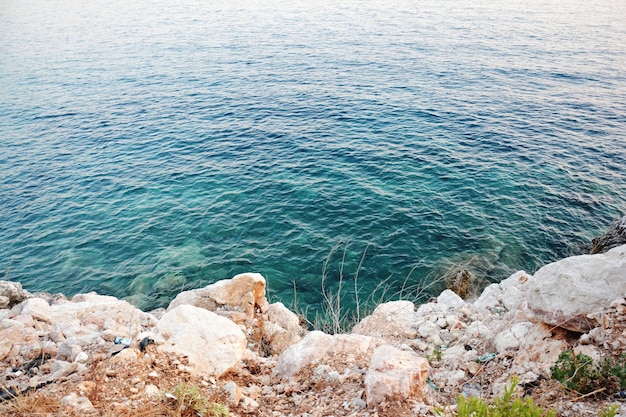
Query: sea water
xmin=1 ymin=0 xmax=625 ymax=311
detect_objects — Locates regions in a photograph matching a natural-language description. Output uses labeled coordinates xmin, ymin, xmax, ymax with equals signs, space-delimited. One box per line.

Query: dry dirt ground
xmin=1 ymin=341 xmax=623 ymax=417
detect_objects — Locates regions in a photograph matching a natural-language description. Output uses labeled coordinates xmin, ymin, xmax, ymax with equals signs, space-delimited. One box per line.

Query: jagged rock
xmin=13 ymin=314 xmax=35 ymax=327
xmin=51 ymin=293 xmax=157 ymax=338
xmin=241 ymin=395 xmax=260 ymax=412
xmin=275 ymin=331 xmax=382 ymax=378
xmin=144 ymin=384 xmax=160 ymax=397
xmin=446 ymin=269 xmax=473 ymax=299
xmin=364 ymin=345 xmax=430 ymax=406
xmin=527 ymin=244 xmax=626 ymax=332
xmin=224 ymin=381 xmax=242 ymax=404
xmin=0 ymin=281 xmax=31 ymax=309
xmin=263 ymin=302 xmax=304 ymax=354
xmin=508 ymin=323 xmax=568 ymax=375
xmin=155 ymin=304 xmax=247 ymax=377
xmin=49 ymin=360 xmax=78 ymax=381
xmin=0 ymin=325 xmax=40 ymax=361
xmin=437 ymin=289 xmax=466 ymax=310
xmin=473 ymin=271 xmax=531 ymax=313
xmin=57 ymin=342 xmax=83 ymax=362
xmin=590 ymin=215 xmax=626 ymax=254
xmin=493 ymin=322 xmax=534 ymax=353
xmin=75 ymin=351 xmax=89 ymax=364
xmin=441 ymin=345 xmax=478 ymax=372
xmin=417 ymin=320 xmax=443 ymax=345
xmin=167 ymin=273 xmax=270 ymax=323
xmin=61 ymin=392 xmax=96 ymax=413
xmin=1 ymin=318 xmax=24 ymax=329
xmin=352 ymin=300 xmax=417 ymax=338
xmin=19 ymin=297 xmax=52 ymax=323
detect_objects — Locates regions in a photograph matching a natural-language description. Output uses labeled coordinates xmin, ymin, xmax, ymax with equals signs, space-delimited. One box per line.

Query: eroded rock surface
xmin=364 ymin=345 xmax=430 ymax=406
xmin=0 ymin=280 xmax=31 ymax=309
xmin=167 ymin=272 xmax=269 ymax=323
xmin=527 ymin=244 xmax=626 ymax=332
xmin=155 ymin=304 xmax=247 ymax=377
xmin=590 ymin=215 xmax=626 ymax=254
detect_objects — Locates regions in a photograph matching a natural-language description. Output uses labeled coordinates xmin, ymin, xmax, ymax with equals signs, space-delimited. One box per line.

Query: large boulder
xmin=364 ymin=345 xmax=430 ymax=407
xmin=352 ymin=300 xmax=417 ymax=338
xmin=155 ymin=304 xmax=247 ymax=377
xmin=0 ymin=281 xmax=31 ymax=309
xmin=0 ymin=325 xmax=40 ymax=361
xmin=527 ymin=245 xmax=626 ymax=332
xmin=590 ymin=215 xmax=626 ymax=254
xmin=263 ymin=302 xmax=304 ymax=354
xmin=167 ymin=273 xmax=269 ymax=323
xmin=474 ymin=271 xmax=532 ymax=313
xmin=50 ymin=293 xmax=157 ymax=339
xmin=275 ymin=331 xmax=382 ymax=379
xmin=19 ymin=297 xmax=52 ymax=324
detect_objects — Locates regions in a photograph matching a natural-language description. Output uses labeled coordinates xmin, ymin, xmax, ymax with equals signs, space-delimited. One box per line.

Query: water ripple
xmin=1 ymin=0 xmax=625 ymax=311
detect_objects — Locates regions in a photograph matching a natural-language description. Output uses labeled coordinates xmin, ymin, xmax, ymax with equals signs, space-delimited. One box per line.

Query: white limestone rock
xmin=493 ymin=322 xmax=534 ymax=353
xmin=51 ymin=293 xmax=157 ymax=338
xmin=499 ymin=272 xmax=532 ymax=311
xmin=57 ymin=342 xmax=83 ymax=362
xmin=1 ymin=318 xmax=24 ymax=330
xmin=275 ymin=331 xmax=382 ymax=379
xmin=61 ymin=393 xmax=96 ymax=413
xmin=0 ymin=325 xmax=40 ymax=361
xmin=156 ymin=304 xmax=246 ymax=377
xmin=505 ymin=322 xmax=568 ymax=375
xmin=167 ymin=273 xmax=270 ymax=323
xmin=0 ymin=281 xmax=31 ymax=309
xmin=19 ymin=297 xmax=52 ymax=324
xmin=352 ymin=300 xmax=417 ymax=338
xmin=437 ymin=290 xmax=466 ymax=310
xmin=48 ymin=360 xmax=79 ymax=381
xmin=263 ymin=302 xmax=303 ymax=354
xmin=574 ymin=345 xmax=603 ymax=363
xmin=473 ymin=283 xmax=501 ymax=311
xmin=364 ymin=345 xmax=430 ymax=406
xmin=527 ymin=244 xmax=626 ymax=332
xmin=465 ymin=321 xmax=491 ymax=339
xmin=75 ymin=351 xmax=89 ymax=364
xmin=224 ymin=381 xmax=243 ymax=405
xmin=416 ymin=302 xmax=437 ymax=317
xmin=417 ymin=320 xmax=443 ymax=345
xmin=473 ymin=271 xmax=531 ymax=312
xmin=442 ymin=345 xmax=467 ymax=365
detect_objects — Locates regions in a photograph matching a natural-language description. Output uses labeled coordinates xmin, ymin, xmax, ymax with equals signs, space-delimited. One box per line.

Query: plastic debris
xmin=114 ymin=337 xmax=132 ymax=346
xmin=462 ymin=383 xmax=482 ymax=397
xmin=477 ymin=353 xmax=496 ymax=363
xmin=426 ymin=378 xmax=440 ymax=392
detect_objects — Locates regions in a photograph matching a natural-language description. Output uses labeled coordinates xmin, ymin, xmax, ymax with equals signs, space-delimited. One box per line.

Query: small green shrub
xmin=455 ymin=377 xmax=555 ymax=417
xmin=551 ymin=350 xmax=626 ymax=395
xmin=598 ymin=404 xmax=619 ymax=417
xmin=426 ymin=347 xmax=444 ymax=364
xmin=598 ymin=353 xmax=626 ymax=388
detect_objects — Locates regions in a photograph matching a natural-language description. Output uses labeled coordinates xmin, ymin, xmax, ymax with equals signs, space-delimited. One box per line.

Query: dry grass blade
xmin=0 ymin=388 xmax=61 ymax=416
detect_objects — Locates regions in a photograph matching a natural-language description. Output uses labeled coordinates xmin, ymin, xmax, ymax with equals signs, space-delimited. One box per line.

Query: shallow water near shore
xmin=1 ymin=0 xmax=626 ymax=311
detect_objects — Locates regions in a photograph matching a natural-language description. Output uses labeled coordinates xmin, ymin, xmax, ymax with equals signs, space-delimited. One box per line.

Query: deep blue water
xmin=1 ymin=0 xmax=625 ymax=312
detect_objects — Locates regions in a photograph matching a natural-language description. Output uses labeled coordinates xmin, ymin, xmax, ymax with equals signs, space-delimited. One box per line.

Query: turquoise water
xmin=1 ymin=0 xmax=625 ymax=311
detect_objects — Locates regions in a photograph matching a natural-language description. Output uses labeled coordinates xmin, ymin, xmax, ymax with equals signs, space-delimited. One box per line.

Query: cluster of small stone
xmin=1 ymin=244 xmax=625 ymax=416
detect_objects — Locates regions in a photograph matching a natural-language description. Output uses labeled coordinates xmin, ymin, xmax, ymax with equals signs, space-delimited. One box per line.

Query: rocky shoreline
xmin=1 ymin=244 xmax=625 ymax=416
